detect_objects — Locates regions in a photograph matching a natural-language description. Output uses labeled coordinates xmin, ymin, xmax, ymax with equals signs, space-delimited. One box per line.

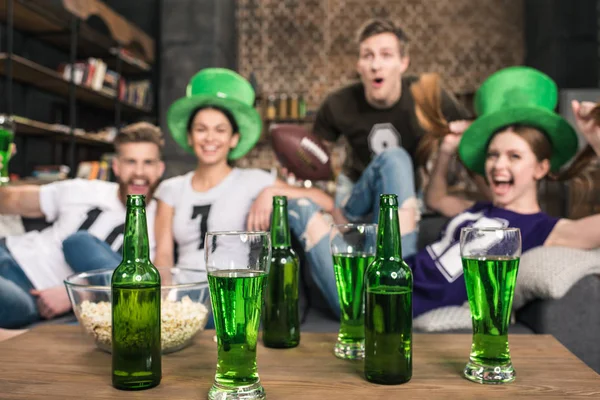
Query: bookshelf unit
xmin=0 ymin=54 xmax=151 ymax=114
xmin=0 ymin=0 xmax=156 ymax=180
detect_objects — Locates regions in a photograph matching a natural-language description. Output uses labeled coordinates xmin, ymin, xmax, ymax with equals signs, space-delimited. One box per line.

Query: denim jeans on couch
xmin=288 ymin=147 xmax=419 ymax=318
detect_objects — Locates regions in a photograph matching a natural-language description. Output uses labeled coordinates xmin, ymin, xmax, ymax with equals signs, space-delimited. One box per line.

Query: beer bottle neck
xmin=376 ymin=194 xmax=403 ymax=260
xmin=271 ymin=196 xmax=291 ymax=248
xmin=122 ymin=195 xmax=150 ymax=262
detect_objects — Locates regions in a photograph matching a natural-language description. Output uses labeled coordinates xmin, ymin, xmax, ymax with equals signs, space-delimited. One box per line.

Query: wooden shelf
xmin=8 ymin=177 xmax=68 ymax=186
xmin=0 ymin=0 xmax=152 ymax=74
xmin=0 ymin=54 xmax=151 ymax=115
xmin=13 ymin=117 xmax=60 ymax=136
xmin=56 ymin=132 xmax=113 ymax=147
xmin=14 ymin=116 xmax=113 ymax=148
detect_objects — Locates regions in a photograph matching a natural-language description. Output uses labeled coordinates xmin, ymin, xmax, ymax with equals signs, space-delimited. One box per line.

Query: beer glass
xmin=205 ymin=231 xmax=272 ymax=400
xmin=329 ymin=223 xmax=377 ymax=360
xmin=0 ymin=115 xmax=15 ymax=185
xmin=460 ymin=227 xmax=521 ymax=384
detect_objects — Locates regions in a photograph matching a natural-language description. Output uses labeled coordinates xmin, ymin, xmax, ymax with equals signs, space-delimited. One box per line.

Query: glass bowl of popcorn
xmin=64 ymin=267 xmax=212 ymax=354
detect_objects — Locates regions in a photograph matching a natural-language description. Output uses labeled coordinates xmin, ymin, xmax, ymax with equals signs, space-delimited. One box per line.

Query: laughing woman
xmin=153 ymin=68 xmax=333 ymax=276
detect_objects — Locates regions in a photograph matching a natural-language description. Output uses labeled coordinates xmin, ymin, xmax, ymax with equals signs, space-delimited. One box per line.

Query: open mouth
xmin=200 ymin=144 xmax=220 ymax=155
xmin=372 ymin=78 xmax=384 ymax=88
xmin=491 ymin=178 xmax=514 ymax=196
xmin=128 ymin=179 xmax=149 ymax=195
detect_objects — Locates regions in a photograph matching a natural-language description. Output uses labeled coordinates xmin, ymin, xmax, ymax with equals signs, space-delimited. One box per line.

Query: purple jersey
xmin=407 ymin=202 xmax=559 ymax=317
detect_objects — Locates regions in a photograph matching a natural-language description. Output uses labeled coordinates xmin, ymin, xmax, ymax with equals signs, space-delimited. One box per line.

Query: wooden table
xmin=0 ymin=326 xmax=598 ymax=399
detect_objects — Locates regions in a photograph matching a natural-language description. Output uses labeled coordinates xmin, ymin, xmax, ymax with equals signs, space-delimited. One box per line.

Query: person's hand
xmin=572 ymin=100 xmax=600 ymax=153
xmin=330 ymin=207 xmax=349 ymax=225
xmin=246 ymin=187 xmax=273 ymax=231
xmin=440 ymin=120 xmax=472 ymax=155
xmin=440 ymin=134 xmax=461 ymax=155
xmin=156 ymin=266 xmax=173 ymax=286
xmin=30 ymin=286 xmax=72 ymax=319
xmin=280 ymin=166 xmax=303 ymax=186
xmin=0 ymin=144 xmax=17 ymax=171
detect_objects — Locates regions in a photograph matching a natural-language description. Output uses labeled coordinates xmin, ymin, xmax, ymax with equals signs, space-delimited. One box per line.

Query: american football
xmin=270 ymin=124 xmax=333 ymax=181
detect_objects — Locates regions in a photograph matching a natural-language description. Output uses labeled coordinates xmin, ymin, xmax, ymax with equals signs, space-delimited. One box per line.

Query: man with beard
xmin=313 ymin=18 xmax=470 ymax=257
xmin=0 ymin=122 xmax=165 ymax=328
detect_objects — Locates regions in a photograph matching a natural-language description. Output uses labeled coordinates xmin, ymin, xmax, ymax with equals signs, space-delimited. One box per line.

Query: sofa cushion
xmin=513 ymin=246 xmax=600 ymax=310
xmin=413 ymin=302 xmax=471 ymax=332
xmin=301 ymin=303 xmax=533 ymax=334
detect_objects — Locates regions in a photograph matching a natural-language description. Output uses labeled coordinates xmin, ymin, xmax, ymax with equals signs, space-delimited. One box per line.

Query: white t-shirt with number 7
xmin=154 ymin=168 xmax=276 ymax=275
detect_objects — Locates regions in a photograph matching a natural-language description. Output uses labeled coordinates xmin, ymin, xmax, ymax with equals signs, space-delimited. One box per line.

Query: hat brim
xmin=166 ymin=95 xmax=262 ymax=160
xmin=458 ymin=107 xmax=578 ymax=175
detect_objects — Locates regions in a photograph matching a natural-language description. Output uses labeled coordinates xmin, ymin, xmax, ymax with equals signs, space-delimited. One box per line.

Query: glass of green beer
xmin=460 ymin=227 xmax=521 ymax=384
xmin=329 ymin=223 xmax=377 ymax=360
xmin=205 ymin=231 xmax=272 ymax=400
xmin=0 ymin=115 xmax=15 ymax=185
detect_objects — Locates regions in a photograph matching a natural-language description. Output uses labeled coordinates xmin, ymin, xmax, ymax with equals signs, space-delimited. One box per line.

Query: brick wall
xmin=237 ymin=0 xmax=525 ymax=110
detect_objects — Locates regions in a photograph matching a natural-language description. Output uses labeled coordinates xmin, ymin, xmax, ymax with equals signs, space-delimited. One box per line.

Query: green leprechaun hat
xmin=167 ymin=68 xmax=262 ymax=160
xmin=458 ymin=66 xmax=578 ymax=175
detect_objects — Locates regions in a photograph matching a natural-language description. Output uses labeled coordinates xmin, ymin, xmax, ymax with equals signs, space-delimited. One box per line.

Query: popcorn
xmin=78 ymin=296 xmax=209 ymax=353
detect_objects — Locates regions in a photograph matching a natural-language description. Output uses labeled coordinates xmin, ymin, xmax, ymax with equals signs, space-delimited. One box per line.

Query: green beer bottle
xmin=111 ymin=194 xmax=161 ymax=390
xmin=364 ymin=194 xmax=413 ymax=384
xmin=0 ymin=115 xmax=15 ymax=185
xmin=262 ymin=196 xmax=300 ymax=348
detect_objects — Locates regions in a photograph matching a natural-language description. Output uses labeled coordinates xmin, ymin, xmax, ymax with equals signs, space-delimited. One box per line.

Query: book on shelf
xmin=31 ymin=165 xmax=70 ymax=182
xmin=76 ymin=153 xmax=116 ymax=181
xmin=108 ymin=79 xmax=153 ymax=110
xmin=100 ymin=153 xmax=116 ymax=181
xmin=57 ymin=58 xmax=106 ymax=91
xmin=124 ymin=80 xmax=153 ymax=109
xmin=57 ymin=58 xmax=153 ymax=109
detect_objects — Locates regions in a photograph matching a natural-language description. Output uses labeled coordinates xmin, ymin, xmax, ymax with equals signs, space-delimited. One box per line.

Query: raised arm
xmin=545 ymin=215 xmax=600 ymax=249
xmin=0 ymin=185 xmax=44 ymax=218
xmin=271 ymin=179 xmax=334 ymax=212
xmin=153 ymin=199 xmax=175 ymax=270
xmin=544 ymin=101 xmax=600 ymax=249
xmin=572 ymin=100 xmax=600 ymax=155
xmin=424 ymin=126 xmax=475 ymax=217
xmin=468 ymin=171 xmax=493 ymax=201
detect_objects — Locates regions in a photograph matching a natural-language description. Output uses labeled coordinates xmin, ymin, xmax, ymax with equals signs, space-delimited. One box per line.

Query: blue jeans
xmin=0 ymin=231 xmax=122 ymax=329
xmin=289 ymin=148 xmax=419 ymax=317
xmin=338 ymin=147 xmax=418 ymax=225
xmin=0 ymin=244 xmax=39 ymax=328
xmin=340 ymin=147 xmax=418 ymax=257
xmin=62 ymin=231 xmax=122 ymax=274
